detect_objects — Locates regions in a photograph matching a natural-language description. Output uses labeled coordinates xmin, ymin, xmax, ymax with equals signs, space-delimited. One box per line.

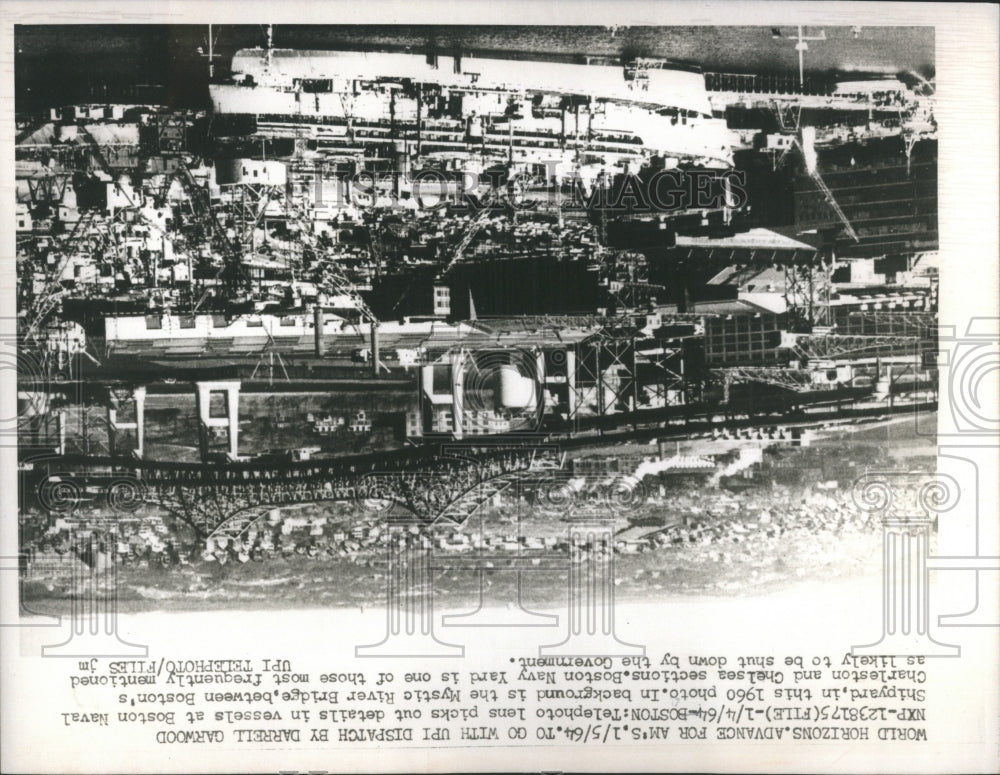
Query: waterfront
xmin=15 ymin=25 xmax=934 ymax=113
xmin=21 ymin=414 xmax=935 ymax=613
xmin=14 ymin=23 xmax=941 ymax=613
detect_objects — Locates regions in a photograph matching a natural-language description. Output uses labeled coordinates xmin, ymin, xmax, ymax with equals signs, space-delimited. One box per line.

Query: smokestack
xmin=313 ymin=306 xmax=325 ymax=357
xmin=371 ymin=320 xmax=380 ymax=377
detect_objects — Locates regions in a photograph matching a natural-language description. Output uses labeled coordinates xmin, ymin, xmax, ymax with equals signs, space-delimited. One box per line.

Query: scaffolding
xmin=715 ymin=366 xmax=814 ymax=403
xmin=564 ymin=326 xmax=695 ymax=422
xmin=228 ymin=182 xmax=283 ymax=253
xmin=636 ymin=340 xmax=692 ymax=408
xmin=834 ymin=309 xmax=936 ymax=339
xmin=782 ymin=252 xmax=833 ymax=331
xmin=175 ymin=158 xmax=252 ymax=307
xmin=25 ymin=172 xmax=72 ymax=206
xmin=786 ymin=333 xmax=922 ymax=363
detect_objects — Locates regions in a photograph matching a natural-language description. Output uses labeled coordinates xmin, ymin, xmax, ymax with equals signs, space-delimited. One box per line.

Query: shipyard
xmin=13 ymin=24 xmax=939 ymax=612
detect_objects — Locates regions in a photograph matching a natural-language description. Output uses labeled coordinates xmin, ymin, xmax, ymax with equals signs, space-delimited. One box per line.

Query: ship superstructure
xmin=210 ymin=49 xmax=735 ymax=170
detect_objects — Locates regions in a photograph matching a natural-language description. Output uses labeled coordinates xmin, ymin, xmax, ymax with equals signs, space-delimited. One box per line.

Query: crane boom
xmin=287 ymin=206 xmax=377 ymax=323
xmin=793 ymin=137 xmax=860 ymax=243
xmin=175 ymin=158 xmax=252 ymax=306
xmin=436 ymin=197 xmax=497 ymax=280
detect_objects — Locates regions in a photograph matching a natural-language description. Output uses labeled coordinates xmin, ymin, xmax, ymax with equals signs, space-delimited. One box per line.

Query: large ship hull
xmin=209 ymin=49 xmax=734 ymax=166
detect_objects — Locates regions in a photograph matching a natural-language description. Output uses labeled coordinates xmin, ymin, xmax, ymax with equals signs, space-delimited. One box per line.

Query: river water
xmin=15 ymin=24 xmax=933 ymax=112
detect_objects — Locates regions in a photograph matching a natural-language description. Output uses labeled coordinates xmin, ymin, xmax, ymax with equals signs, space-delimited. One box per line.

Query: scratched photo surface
xmin=14 ymin=24 xmax=939 ymax=614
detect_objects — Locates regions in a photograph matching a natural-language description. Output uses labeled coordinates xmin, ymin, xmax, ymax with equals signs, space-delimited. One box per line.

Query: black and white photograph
xmin=2 ymin=4 xmax=997 ymax=773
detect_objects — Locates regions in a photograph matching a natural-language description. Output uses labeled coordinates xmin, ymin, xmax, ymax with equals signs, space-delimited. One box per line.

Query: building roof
xmin=16 ymin=122 xmax=139 ymax=147
xmin=655 ymin=299 xmax=779 ymax=316
xmin=16 ymin=122 xmax=57 ymax=146
xmin=77 ymin=123 xmax=140 ymax=145
xmin=707 ymin=264 xmax=787 ymax=291
xmin=675 ymin=228 xmax=818 ymax=251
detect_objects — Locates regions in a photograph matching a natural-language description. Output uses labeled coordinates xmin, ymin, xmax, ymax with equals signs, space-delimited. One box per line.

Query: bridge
xmin=19 ymin=442 xmax=653 ymax=660
xmin=26 ymin=444 xmax=562 ymax=543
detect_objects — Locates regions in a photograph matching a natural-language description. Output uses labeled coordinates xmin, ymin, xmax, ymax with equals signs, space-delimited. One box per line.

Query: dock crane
xmin=78 ymin=121 xmax=252 ymax=308
xmin=771 ymin=103 xmax=860 ymax=243
xmin=284 ymin=204 xmax=386 ymax=375
xmin=20 ymin=208 xmax=100 ymax=344
xmin=285 ymin=204 xmax=376 ymax=318
xmin=795 ymin=132 xmax=860 ymax=244
xmin=435 ymin=197 xmax=498 ymax=280
xmin=21 ymin=121 xmax=166 ymax=373
xmin=19 ymin=208 xmax=107 ymax=384
xmin=174 ymin=156 xmax=254 ymax=309
xmin=381 ymin=184 xmax=499 ymax=325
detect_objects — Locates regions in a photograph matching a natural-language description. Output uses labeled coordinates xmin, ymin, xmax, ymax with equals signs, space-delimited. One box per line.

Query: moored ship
xmin=209 ymin=47 xmax=735 ymax=170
